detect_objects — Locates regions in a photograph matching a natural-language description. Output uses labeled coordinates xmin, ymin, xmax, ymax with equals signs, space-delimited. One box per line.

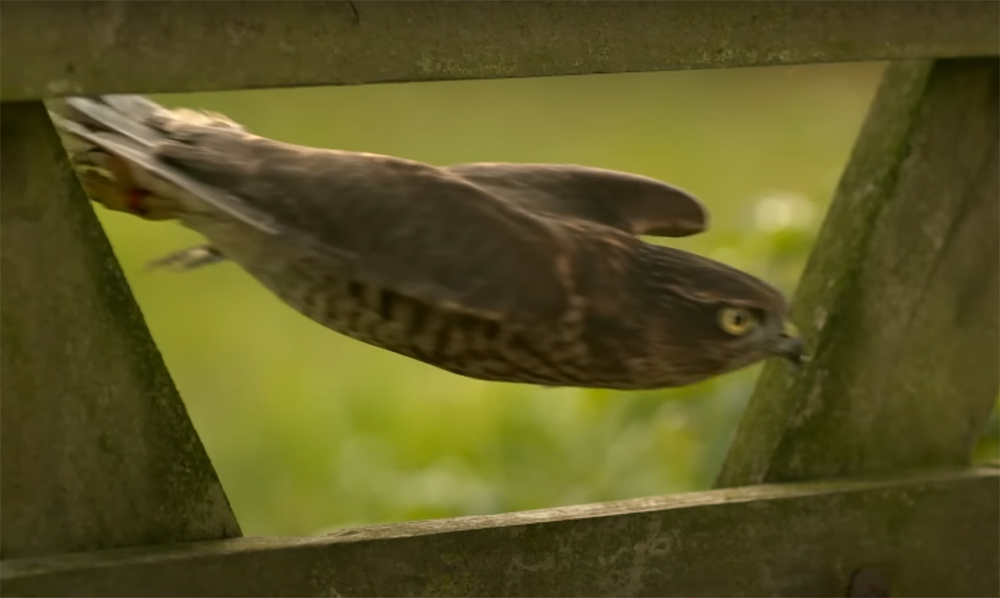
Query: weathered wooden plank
xmin=717 ymin=58 xmax=1000 ymax=488
xmin=2 ymin=468 xmax=997 ymax=597
xmin=2 ymin=1 xmax=997 ymax=101
xmin=0 ymin=102 xmax=241 ymax=559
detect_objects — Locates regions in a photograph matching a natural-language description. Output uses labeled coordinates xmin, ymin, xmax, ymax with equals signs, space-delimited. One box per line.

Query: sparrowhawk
xmin=48 ymin=95 xmax=804 ymax=390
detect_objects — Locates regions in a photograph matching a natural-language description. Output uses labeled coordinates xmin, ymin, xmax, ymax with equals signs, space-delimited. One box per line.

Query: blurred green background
xmin=94 ymin=62 xmax=999 ymax=537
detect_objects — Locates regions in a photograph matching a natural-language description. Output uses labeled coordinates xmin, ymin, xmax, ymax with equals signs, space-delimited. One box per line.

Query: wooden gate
xmin=2 ymin=2 xmax=997 ymax=595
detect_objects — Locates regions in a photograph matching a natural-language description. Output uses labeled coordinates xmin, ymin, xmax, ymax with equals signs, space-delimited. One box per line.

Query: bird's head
xmin=709 ymin=303 xmax=804 ymax=366
xmin=638 ymin=243 xmax=804 ymax=385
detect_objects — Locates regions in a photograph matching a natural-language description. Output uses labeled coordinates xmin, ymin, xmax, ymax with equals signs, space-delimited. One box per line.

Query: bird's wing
xmin=164 ymin=141 xmax=574 ymax=323
xmin=445 ymin=163 xmax=709 ymax=238
xmin=51 ymin=96 xmax=571 ymax=324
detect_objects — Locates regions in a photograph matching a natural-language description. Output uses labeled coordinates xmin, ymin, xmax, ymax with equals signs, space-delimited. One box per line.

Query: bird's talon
xmin=145 ymin=245 xmax=225 ymax=272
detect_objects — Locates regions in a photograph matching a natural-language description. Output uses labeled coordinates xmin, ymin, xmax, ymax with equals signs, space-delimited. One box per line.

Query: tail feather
xmin=47 ymin=94 xmax=279 ymax=234
xmin=99 ymin=94 xmax=166 ymax=122
xmin=59 ymin=95 xmax=165 ymax=148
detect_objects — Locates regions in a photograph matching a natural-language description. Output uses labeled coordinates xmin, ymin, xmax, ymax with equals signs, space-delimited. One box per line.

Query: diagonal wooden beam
xmin=1 ymin=1 xmax=997 ymax=102
xmin=717 ymin=58 xmax=1000 ymax=487
xmin=0 ymin=102 xmax=241 ymax=559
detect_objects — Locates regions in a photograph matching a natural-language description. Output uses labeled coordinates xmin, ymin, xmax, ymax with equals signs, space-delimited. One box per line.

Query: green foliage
xmin=94 ymin=62 xmax=996 ymax=537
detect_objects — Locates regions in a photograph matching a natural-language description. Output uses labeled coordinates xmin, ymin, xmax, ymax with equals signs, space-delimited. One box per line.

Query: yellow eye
xmin=718 ymin=307 xmax=757 ymax=336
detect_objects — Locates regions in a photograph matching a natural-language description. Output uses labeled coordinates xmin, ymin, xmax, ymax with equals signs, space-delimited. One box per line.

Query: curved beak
xmin=772 ymin=321 xmax=806 ymax=365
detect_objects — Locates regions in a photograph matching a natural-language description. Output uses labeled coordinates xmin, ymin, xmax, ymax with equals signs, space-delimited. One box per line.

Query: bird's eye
xmin=718 ymin=306 xmax=757 ymax=336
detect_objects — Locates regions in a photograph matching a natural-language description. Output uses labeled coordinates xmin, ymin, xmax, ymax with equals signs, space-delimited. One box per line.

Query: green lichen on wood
xmin=1 ymin=2 xmax=997 ymax=101
xmin=0 ymin=102 xmax=241 ymax=559
xmin=2 ymin=468 xmax=997 ymax=596
xmin=717 ymin=58 xmax=1000 ymax=487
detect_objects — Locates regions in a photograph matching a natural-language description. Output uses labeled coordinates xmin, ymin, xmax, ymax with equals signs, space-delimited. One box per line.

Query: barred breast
xmin=266 ymin=263 xmax=607 ymax=387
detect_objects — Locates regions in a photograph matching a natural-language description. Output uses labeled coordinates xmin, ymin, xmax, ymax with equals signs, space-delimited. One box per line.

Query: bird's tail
xmin=47 ymin=95 xmax=281 ymax=272
xmin=47 ymin=94 xmax=256 ymax=225
xmin=47 ymin=95 xmax=182 ymax=220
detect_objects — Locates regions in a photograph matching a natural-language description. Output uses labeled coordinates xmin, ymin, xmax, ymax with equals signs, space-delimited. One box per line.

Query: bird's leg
xmin=145 ymin=245 xmax=226 ymax=272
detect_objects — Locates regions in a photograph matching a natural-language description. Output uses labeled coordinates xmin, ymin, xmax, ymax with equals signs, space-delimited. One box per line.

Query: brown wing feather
xmin=156 ymin=132 xmax=572 ymax=324
xmin=446 ymin=163 xmax=708 ymax=237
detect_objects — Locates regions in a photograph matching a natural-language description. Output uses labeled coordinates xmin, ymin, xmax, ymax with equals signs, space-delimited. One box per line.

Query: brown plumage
xmin=48 ymin=95 xmax=804 ymax=390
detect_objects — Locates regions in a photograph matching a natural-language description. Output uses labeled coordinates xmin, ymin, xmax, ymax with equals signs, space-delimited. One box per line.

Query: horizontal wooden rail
xmin=1 ymin=1 xmax=998 ymax=102
xmin=2 ymin=468 xmax=998 ymax=597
